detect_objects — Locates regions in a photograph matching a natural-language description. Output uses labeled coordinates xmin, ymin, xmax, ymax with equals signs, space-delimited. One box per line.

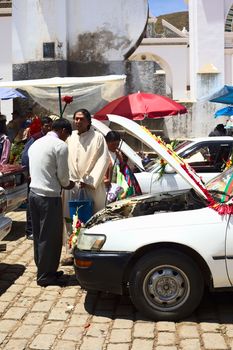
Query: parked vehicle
xmin=73 ymin=118 xmax=233 ymax=321
xmin=93 ymin=115 xmax=233 ymax=194
xmin=0 ymin=187 xmax=12 ymax=250
xmin=0 ymin=164 xmax=28 ymax=212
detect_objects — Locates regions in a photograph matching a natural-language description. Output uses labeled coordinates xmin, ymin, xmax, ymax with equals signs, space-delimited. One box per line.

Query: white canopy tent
xmin=0 ymin=75 xmax=126 ymax=117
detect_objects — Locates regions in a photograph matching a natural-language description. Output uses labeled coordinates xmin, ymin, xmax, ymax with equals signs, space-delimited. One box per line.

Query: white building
xmin=1 ymin=0 xmax=233 ymax=138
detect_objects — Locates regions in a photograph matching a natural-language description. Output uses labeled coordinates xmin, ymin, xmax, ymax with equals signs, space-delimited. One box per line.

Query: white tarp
xmin=0 ymin=75 xmax=126 ymax=116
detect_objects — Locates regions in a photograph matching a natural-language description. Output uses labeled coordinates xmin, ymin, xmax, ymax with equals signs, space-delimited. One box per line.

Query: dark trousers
xmin=26 ymin=184 xmax=32 ymax=237
xmin=29 ymin=191 xmax=63 ymax=283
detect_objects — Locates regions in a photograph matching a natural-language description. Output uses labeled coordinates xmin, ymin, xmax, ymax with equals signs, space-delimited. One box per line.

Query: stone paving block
xmin=156 ymin=347 xmax=178 ymax=350
xmin=0 ymin=332 xmax=7 ymax=345
xmin=23 ymin=312 xmax=46 ymax=326
xmin=61 ymin=287 xmax=80 ymax=298
xmin=47 ymin=307 xmax=70 ymax=321
xmin=7 ymin=284 xmax=24 ymax=293
xmin=178 ymin=325 xmax=199 ymax=339
xmin=131 ymin=338 xmax=154 ymax=350
xmin=133 ymin=322 xmax=154 ymax=338
xmin=12 ymin=324 xmax=38 ymax=339
xmin=39 ymin=290 xmax=60 ymax=300
xmin=180 ymin=338 xmax=202 ymax=350
xmin=0 ymin=320 xmax=18 ymax=333
xmin=31 ymin=300 xmax=54 ymax=312
xmin=53 ymin=340 xmax=76 ymax=350
xmin=40 ymin=321 xmax=65 ymax=335
xmin=91 ymin=312 xmax=113 ymax=322
xmin=0 ymin=292 xmax=18 ymax=302
xmin=199 ymin=322 xmax=222 ymax=333
xmin=13 ymin=296 xmax=35 ymax=308
xmin=225 ymin=324 xmax=233 ymax=338
xmin=109 ymin=329 xmax=132 ymax=343
xmin=157 ymin=332 xmax=176 ymax=346
xmin=54 ymin=297 xmax=76 ymax=309
xmin=21 ymin=287 xmax=41 ymax=297
xmin=156 ymin=321 xmax=176 ymax=332
xmin=107 ymin=344 xmax=130 ymax=350
xmin=29 ymin=334 xmax=56 ymax=350
xmin=68 ymin=313 xmax=90 ymax=327
xmin=61 ymin=326 xmax=84 ymax=342
xmin=113 ymin=319 xmax=134 ymax=329
xmin=0 ymin=301 xmax=10 ymax=313
xmin=86 ymin=322 xmax=109 ymax=337
xmin=2 ymin=338 xmax=28 ymax=350
xmin=14 ymin=276 xmax=32 ymax=285
xmin=202 ymin=333 xmax=228 ymax=349
xmin=80 ymin=336 xmax=104 ymax=350
xmin=3 ymin=307 xmax=27 ymax=320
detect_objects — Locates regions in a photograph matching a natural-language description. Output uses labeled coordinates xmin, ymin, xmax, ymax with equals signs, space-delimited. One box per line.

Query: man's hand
xmin=63 ymin=180 xmax=75 ymax=190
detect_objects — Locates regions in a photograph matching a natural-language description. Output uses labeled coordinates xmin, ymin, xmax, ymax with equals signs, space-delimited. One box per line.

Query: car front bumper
xmin=73 ymin=249 xmax=133 ymax=295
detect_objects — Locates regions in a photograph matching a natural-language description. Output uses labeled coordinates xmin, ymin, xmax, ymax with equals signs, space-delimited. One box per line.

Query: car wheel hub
xmin=143 ymin=265 xmax=190 ymax=311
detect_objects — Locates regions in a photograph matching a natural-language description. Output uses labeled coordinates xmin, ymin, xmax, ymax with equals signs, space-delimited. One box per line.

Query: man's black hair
xmin=52 ymin=118 xmax=72 ymax=135
xmin=105 ymin=131 xmax=121 ymax=143
xmin=41 ymin=116 xmax=53 ymax=125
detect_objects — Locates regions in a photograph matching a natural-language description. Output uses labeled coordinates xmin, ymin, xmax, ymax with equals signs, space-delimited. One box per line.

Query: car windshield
xmin=143 ymin=140 xmax=193 ymax=172
xmin=206 ymin=166 xmax=233 ymax=203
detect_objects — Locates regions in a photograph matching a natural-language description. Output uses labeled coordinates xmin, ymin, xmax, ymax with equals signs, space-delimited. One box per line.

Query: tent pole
xmin=58 ymin=86 xmax=62 ymax=118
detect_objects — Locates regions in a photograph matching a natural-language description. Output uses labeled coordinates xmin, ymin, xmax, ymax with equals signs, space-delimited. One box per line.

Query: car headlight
xmin=77 ymin=232 xmax=106 ymax=251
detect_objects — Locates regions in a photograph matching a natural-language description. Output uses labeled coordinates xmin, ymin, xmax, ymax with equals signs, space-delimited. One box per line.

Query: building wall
xmin=12 ymin=0 xmax=148 ymax=79
xmin=0 ymin=16 xmax=12 ymax=119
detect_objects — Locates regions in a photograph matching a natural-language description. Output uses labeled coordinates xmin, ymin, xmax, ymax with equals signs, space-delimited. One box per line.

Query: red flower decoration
xmin=62 ymin=96 xmax=73 ymax=104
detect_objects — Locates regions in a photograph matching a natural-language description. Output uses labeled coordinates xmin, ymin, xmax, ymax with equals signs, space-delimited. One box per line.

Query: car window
xmin=180 ymin=142 xmax=232 ymax=173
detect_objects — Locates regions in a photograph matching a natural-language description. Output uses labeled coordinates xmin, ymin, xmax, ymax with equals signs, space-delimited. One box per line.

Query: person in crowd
xmin=104 ymin=131 xmax=142 ymax=203
xmin=8 ymin=111 xmax=32 ymax=164
xmin=209 ymin=124 xmax=226 ymax=137
xmin=61 ymin=108 xmax=109 ymax=266
xmin=6 ymin=110 xmax=22 ymax=142
xmin=66 ymin=108 xmax=110 ymax=214
xmin=21 ymin=116 xmax=53 ymax=240
xmin=28 ymin=118 xmax=74 ymax=287
xmin=0 ymin=114 xmax=11 ymax=164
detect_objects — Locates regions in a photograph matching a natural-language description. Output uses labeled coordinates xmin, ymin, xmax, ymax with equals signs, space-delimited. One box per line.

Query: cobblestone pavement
xmin=1 ymin=210 xmax=233 ymax=349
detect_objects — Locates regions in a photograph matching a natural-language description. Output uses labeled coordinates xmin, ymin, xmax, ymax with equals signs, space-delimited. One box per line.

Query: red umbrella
xmin=94 ymin=92 xmax=187 ymax=120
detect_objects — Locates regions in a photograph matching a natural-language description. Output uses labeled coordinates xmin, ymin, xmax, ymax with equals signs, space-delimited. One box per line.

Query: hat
xmin=0 ymin=114 xmax=6 ymax=121
xmin=49 ymin=114 xmax=60 ymax=121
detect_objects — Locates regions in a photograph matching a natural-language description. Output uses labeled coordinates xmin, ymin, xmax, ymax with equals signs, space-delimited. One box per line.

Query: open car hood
xmin=92 ymin=118 xmax=145 ymax=171
xmin=106 ymin=114 xmax=209 ymax=200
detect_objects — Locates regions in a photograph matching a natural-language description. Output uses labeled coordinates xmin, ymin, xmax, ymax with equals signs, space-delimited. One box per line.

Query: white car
xmin=0 ymin=164 xmax=28 ymax=212
xmin=0 ymin=187 xmax=12 ymax=250
xmin=73 ymin=118 xmax=233 ymax=321
xmin=93 ymin=115 xmax=233 ymax=194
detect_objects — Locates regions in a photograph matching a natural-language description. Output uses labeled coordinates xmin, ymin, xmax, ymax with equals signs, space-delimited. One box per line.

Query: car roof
xmin=179 ymin=136 xmax=233 ymax=143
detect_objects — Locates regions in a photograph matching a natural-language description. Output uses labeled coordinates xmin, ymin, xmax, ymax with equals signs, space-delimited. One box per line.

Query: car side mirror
xmin=164 ymin=164 xmax=175 ymax=174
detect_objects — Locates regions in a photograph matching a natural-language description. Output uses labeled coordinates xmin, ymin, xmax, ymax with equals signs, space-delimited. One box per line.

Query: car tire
xmin=129 ymin=249 xmax=204 ymax=321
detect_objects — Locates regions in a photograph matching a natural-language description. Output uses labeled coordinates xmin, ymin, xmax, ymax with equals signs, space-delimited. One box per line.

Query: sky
xmin=148 ymin=0 xmax=188 ymax=17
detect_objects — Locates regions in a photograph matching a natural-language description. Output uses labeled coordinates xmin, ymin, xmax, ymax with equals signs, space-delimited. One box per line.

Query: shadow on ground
xmin=0 ymin=263 xmax=25 ymax=295
xmin=4 ymin=216 xmax=26 ymax=241
xmin=84 ymin=288 xmax=233 ymax=324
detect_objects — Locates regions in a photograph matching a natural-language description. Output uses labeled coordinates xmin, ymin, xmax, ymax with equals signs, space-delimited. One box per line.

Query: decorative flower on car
xmin=65 ymin=208 xmax=84 ymax=250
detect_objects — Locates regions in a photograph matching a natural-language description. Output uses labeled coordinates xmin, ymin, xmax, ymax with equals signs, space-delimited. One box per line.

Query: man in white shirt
xmin=66 ymin=108 xmax=109 ymax=213
xmin=28 ymin=118 xmax=74 ymax=287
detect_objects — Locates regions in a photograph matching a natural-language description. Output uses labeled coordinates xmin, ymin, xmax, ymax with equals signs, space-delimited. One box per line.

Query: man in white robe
xmin=64 ymin=108 xmax=109 ymax=217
